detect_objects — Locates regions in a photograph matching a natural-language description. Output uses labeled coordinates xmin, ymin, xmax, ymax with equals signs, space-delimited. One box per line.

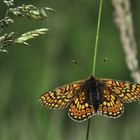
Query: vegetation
xmin=0 ymin=0 xmax=51 ymax=53
xmin=0 ymin=0 xmax=140 ymax=140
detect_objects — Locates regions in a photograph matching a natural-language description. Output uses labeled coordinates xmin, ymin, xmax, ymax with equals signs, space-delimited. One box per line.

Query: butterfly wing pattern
xmin=68 ymin=91 xmax=95 ymax=122
xmin=39 ymin=76 xmax=140 ymax=122
xmin=39 ymin=80 xmax=84 ymax=109
xmin=96 ymin=78 xmax=140 ymax=118
xmin=101 ymin=79 xmax=140 ymax=103
xmin=97 ymin=87 xmax=124 ymax=118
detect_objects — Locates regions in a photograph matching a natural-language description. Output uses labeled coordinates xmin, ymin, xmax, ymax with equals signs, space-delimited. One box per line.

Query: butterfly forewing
xmin=39 ymin=80 xmax=84 ymax=109
xmin=100 ymin=78 xmax=140 ymax=103
xmin=68 ymin=91 xmax=95 ymax=122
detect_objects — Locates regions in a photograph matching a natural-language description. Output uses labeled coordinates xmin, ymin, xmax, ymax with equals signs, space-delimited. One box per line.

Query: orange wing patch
xmin=68 ymin=92 xmax=95 ymax=122
xmin=98 ymin=89 xmax=124 ymax=118
xmin=39 ymin=81 xmax=84 ymax=109
xmin=103 ymin=79 xmax=140 ymax=103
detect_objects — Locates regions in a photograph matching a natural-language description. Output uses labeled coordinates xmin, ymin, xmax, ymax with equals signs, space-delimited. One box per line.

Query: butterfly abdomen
xmin=86 ymin=76 xmax=101 ymax=112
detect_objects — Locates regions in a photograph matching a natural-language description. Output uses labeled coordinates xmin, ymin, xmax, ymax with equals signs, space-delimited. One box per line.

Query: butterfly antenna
xmin=72 ymin=60 xmax=91 ymax=75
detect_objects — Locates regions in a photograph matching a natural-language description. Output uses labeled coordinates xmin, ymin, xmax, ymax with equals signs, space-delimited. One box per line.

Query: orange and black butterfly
xmin=39 ymin=75 xmax=140 ymax=122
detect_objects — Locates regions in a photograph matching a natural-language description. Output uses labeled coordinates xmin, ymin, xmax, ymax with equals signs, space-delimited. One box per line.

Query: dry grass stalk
xmin=112 ymin=0 xmax=140 ymax=82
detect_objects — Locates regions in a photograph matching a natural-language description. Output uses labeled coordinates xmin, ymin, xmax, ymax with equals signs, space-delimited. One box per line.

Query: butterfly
xmin=39 ymin=75 xmax=140 ymax=122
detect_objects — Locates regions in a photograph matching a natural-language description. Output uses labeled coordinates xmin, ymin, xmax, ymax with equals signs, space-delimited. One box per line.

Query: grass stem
xmin=92 ymin=0 xmax=103 ymax=75
xmin=86 ymin=0 xmax=103 ymax=140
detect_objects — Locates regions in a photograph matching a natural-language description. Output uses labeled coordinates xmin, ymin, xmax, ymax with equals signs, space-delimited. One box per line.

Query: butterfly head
xmin=88 ymin=74 xmax=96 ymax=81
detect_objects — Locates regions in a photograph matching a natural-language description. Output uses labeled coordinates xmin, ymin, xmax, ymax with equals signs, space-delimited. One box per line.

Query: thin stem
xmin=92 ymin=0 xmax=103 ymax=75
xmin=5 ymin=8 xmax=9 ymax=17
xmin=86 ymin=119 xmax=91 ymax=140
xmin=86 ymin=0 xmax=103 ymax=140
xmin=5 ymin=4 xmax=10 ymax=17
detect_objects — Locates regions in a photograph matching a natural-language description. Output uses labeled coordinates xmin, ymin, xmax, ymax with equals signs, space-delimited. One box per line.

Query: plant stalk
xmin=86 ymin=0 xmax=103 ymax=140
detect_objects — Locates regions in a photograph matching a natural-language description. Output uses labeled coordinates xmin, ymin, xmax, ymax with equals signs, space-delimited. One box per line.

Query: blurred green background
xmin=0 ymin=0 xmax=140 ymax=140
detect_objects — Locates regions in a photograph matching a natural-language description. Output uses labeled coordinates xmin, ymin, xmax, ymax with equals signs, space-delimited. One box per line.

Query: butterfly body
xmin=82 ymin=76 xmax=102 ymax=112
xmin=39 ymin=75 xmax=140 ymax=122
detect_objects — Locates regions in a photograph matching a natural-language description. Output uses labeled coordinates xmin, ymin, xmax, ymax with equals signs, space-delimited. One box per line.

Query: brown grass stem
xmin=112 ymin=0 xmax=140 ymax=82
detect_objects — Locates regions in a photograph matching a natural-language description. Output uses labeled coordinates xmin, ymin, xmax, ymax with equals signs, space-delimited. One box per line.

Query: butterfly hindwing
xmin=98 ymin=88 xmax=124 ymax=118
xmin=68 ymin=91 xmax=95 ymax=122
xmin=39 ymin=80 xmax=84 ymax=109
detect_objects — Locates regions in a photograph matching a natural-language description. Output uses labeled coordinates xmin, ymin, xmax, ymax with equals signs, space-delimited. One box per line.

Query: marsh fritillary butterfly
xmin=39 ymin=75 xmax=140 ymax=122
